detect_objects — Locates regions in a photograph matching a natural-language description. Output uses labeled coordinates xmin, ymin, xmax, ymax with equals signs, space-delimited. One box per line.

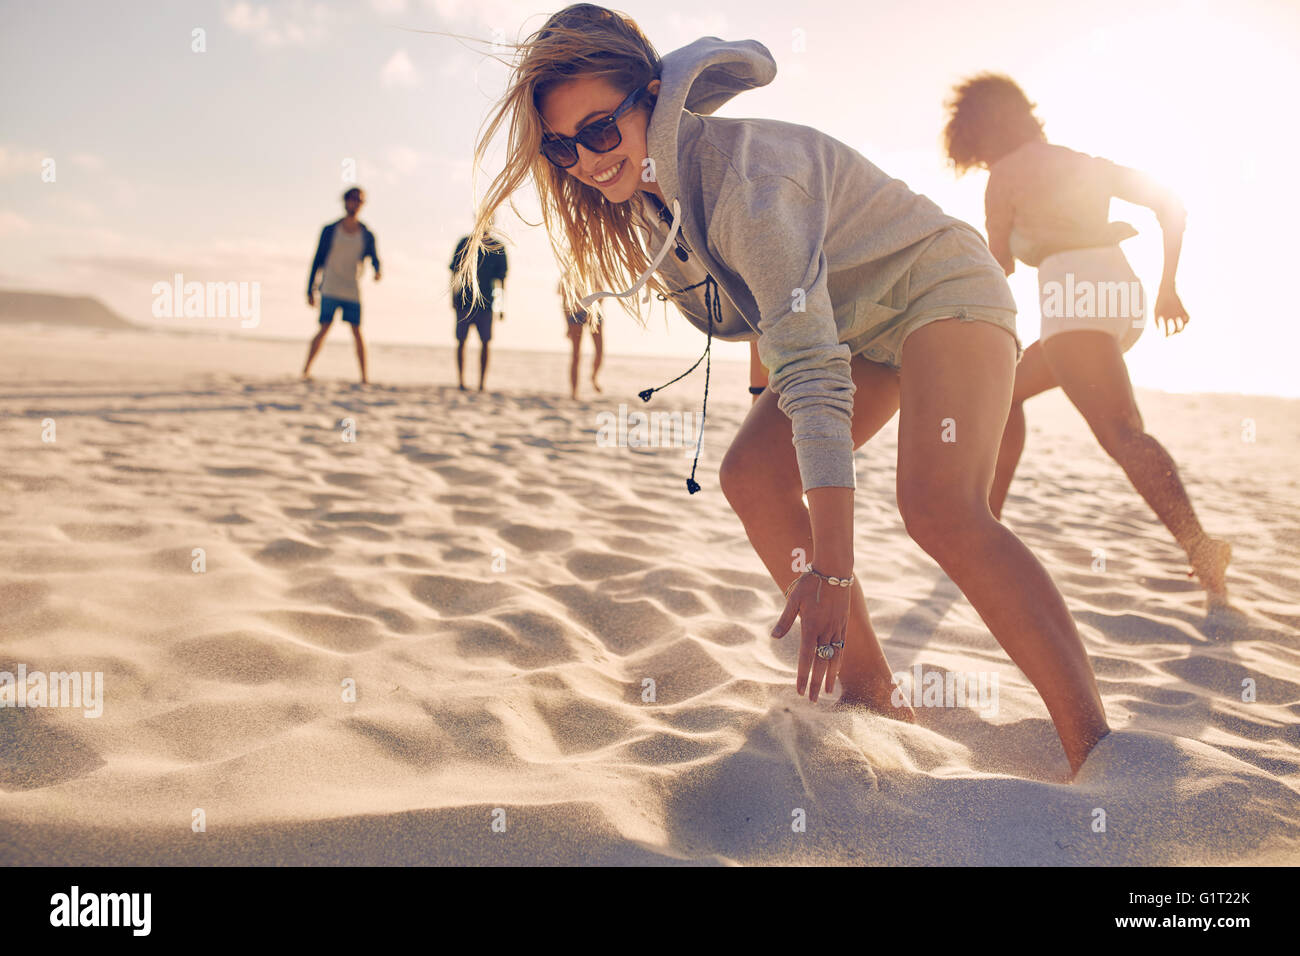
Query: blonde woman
xmin=454 ymin=5 xmax=1110 ymax=774
xmin=944 ymin=74 xmax=1230 ymax=606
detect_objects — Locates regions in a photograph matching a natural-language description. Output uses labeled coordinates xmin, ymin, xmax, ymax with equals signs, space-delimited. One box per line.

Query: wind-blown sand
xmin=1 ymin=324 xmax=1298 ymax=865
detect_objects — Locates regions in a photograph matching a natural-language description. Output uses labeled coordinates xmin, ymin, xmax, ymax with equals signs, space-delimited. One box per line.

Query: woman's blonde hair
xmin=452 ymin=4 xmax=668 ymax=327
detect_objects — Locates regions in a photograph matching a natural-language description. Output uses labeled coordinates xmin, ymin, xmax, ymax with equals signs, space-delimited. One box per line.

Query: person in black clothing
xmin=450 ymin=231 xmax=508 ymax=391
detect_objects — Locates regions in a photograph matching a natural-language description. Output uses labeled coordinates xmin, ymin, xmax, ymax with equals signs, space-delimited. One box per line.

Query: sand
xmin=1 ymin=323 xmax=1298 ymax=865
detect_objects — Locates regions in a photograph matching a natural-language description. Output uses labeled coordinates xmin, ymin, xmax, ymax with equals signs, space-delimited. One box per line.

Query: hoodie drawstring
xmin=578 ymin=196 xmax=716 ymax=495
xmin=642 ymin=274 xmax=718 ymax=494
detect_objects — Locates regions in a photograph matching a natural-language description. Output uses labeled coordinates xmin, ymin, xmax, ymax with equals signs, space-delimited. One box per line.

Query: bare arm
xmin=805 ymin=486 xmax=853 ymax=579
xmin=1109 ymin=164 xmax=1189 ymax=334
xmin=984 ymin=169 xmax=1015 ymax=276
xmin=1108 ymin=164 xmax=1186 ymax=292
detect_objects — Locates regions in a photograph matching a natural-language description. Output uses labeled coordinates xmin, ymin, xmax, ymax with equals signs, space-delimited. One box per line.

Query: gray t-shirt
xmin=320 ymin=225 xmax=364 ymax=302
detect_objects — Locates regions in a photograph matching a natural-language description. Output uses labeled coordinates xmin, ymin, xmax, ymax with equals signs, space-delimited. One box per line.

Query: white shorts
xmin=1037 ymin=245 xmax=1146 ymax=353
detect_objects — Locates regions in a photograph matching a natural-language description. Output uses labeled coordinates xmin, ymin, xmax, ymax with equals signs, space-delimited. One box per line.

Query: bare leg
xmin=479 ymin=340 xmax=490 ymax=391
xmin=719 ymin=354 xmax=913 ymax=719
xmin=567 ymin=324 xmax=582 ymax=399
xmin=590 ymin=327 xmax=603 ymax=393
xmin=896 ymin=318 xmax=1109 ymax=775
xmin=456 ymin=336 xmax=467 ymax=390
xmin=350 ymin=325 xmax=368 ymax=384
xmin=302 ymin=323 xmax=331 ymax=379
xmin=1041 ymin=330 xmax=1230 ymax=600
xmin=990 ymin=341 xmax=1058 ymax=518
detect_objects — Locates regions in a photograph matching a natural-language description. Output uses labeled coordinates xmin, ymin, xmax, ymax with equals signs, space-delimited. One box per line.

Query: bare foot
xmin=1186 ymin=535 xmax=1232 ymax=606
xmin=458 ymin=383 xmax=467 ymax=391
xmin=591 ymin=378 xmax=602 ymax=393
xmin=834 ymin=683 xmax=916 ymax=723
xmin=301 ymin=371 xmax=312 ymax=381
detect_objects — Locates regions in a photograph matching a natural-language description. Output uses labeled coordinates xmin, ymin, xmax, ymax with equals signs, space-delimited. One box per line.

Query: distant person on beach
xmin=303 ymin=186 xmax=381 ymax=383
xmin=944 ymin=73 xmax=1230 ymax=606
xmin=558 ymin=278 xmax=603 ymax=398
xmin=450 ymin=229 xmax=508 ymax=391
xmin=460 ymin=5 xmax=1113 ymax=776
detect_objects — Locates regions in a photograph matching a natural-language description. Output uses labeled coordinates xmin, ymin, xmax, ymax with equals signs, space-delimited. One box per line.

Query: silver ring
xmin=815 ymin=641 xmax=844 ymax=660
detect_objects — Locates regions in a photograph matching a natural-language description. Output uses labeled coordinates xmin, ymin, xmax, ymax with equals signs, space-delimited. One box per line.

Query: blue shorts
xmin=319 ymin=296 xmax=361 ymax=327
xmin=456 ymin=309 xmax=493 ymax=343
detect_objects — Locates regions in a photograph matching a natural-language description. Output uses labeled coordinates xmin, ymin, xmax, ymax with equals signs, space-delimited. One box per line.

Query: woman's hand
xmin=1154 ymin=284 xmax=1188 ymax=337
xmin=772 ymin=571 xmax=851 ymax=702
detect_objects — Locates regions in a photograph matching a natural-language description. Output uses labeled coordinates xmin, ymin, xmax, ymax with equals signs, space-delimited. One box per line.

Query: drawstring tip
xmin=686 ymin=478 xmax=701 ymax=494
xmin=637 ymin=388 xmax=654 ymax=402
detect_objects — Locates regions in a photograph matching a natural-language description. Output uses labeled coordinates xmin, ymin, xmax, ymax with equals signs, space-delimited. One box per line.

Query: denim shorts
xmin=319 ymin=295 xmax=361 ymax=327
xmin=843 ymin=224 xmax=1021 ymax=368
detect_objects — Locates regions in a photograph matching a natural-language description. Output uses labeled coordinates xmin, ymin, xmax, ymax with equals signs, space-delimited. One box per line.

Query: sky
xmin=2 ymin=0 xmax=1298 ymax=395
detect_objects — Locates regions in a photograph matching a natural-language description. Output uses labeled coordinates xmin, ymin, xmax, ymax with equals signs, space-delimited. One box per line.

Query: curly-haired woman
xmin=944 ymin=73 xmax=1229 ymax=607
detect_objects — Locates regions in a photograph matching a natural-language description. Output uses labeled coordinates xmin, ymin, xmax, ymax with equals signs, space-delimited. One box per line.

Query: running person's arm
xmin=307 ymin=225 xmax=329 ymax=303
xmin=1106 ymin=162 xmax=1188 ymax=335
xmin=367 ymin=228 xmax=382 ymax=281
xmin=984 ymin=165 xmax=1015 ymax=276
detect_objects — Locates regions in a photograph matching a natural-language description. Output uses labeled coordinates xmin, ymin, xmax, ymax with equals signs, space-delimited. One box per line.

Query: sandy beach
xmin=1 ymin=323 xmax=1297 ymax=866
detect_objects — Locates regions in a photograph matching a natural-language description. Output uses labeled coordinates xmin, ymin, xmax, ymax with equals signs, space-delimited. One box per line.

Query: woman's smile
xmin=592 ymin=158 xmax=626 ymax=186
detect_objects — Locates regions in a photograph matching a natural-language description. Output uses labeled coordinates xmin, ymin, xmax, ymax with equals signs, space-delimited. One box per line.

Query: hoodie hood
xmin=648 ymin=35 xmax=777 ymax=189
xmin=578 ymin=37 xmax=776 ymax=311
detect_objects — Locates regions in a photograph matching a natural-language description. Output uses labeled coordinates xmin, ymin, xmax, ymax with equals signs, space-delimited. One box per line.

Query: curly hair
xmin=448 ymin=4 xmax=667 ymax=327
xmin=943 ymin=73 xmax=1046 ymax=175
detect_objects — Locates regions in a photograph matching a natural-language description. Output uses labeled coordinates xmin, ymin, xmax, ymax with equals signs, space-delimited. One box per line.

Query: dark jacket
xmin=450 ymin=235 xmax=508 ymax=314
xmin=308 ymin=219 xmax=380 ymax=295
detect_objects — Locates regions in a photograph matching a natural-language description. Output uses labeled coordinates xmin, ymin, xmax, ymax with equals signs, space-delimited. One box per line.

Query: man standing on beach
xmin=303 ymin=187 xmax=381 ymax=383
xmin=450 ymin=229 xmax=507 ymax=391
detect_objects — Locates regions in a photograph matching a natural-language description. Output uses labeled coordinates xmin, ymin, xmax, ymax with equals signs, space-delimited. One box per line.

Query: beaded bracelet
xmin=782 ymin=566 xmax=854 ymax=601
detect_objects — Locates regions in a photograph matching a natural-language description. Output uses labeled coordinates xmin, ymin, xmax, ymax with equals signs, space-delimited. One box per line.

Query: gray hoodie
xmin=580 ymin=36 xmax=985 ymax=491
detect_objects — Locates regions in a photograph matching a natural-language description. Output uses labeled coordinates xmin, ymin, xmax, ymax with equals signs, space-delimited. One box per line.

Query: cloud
xmin=56 ymin=241 xmax=303 ymax=282
xmin=223 ymin=0 xmax=332 ymax=48
xmin=380 ymin=49 xmax=421 ymax=88
xmin=49 ymin=195 xmax=101 ymax=220
xmin=0 ymin=211 xmax=32 ymax=237
xmin=69 ymin=153 xmax=105 ymax=171
xmin=0 ymin=146 xmax=48 ymax=180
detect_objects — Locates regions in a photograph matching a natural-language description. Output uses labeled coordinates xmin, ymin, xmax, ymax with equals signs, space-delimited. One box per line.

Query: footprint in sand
xmin=170 ymin=631 xmax=316 ymax=683
xmin=59 ymin=522 xmax=149 ymax=542
xmin=544 ymin=583 xmax=680 ymax=655
xmin=408 ymin=574 xmax=519 ymax=617
xmin=0 ymin=711 xmax=105 ymax=791
xmin=498 ymin=523 xmax=574 ymax=552
xmin=565 ymin=550 xmax=652 ymax=580
xmin=259 ymin=610 xmax=386 ymax=652
xmin=253 ymin=538 xmax=333 ymax=566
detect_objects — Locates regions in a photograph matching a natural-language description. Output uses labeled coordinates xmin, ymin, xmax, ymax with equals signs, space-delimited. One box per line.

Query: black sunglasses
xmin=540 ymin=85 xmax=649 ymax=169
